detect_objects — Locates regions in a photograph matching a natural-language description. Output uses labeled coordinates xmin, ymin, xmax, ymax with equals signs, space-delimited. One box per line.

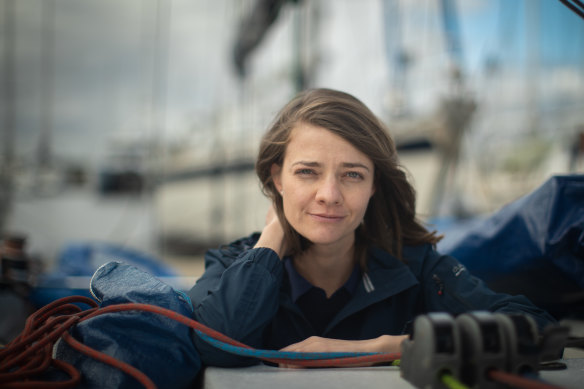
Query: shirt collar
xmin=284 ymin=257 xmax=361 ymax=302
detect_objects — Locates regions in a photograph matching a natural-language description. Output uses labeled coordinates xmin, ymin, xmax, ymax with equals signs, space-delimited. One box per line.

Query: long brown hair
xmin=255 ymin=88 xmax=440 ymax=266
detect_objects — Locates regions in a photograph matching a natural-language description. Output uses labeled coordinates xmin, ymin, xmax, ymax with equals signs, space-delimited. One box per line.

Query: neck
xmin=294 ymin=238 xmax=356 ymax=298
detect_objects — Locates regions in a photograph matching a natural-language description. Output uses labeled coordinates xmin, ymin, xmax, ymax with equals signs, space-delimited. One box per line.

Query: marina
xmin=1 ymin=1 xmax=583 ymax=387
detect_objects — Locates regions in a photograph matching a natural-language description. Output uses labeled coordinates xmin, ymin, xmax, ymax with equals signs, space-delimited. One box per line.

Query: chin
xmin=300 ymin=230 xmax=353 ymax=247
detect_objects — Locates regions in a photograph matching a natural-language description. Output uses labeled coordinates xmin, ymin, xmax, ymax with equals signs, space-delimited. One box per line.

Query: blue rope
xmin=195 ymin=331 xmax=382 ymax=360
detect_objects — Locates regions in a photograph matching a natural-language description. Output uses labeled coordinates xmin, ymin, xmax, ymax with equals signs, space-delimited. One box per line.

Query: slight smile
xmin=309 ymin=213 xmax=346 ymax=222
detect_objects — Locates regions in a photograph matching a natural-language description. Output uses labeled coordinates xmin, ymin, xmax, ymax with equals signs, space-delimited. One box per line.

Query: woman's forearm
xmin=375 ymin=334 xmax=409 ymax=353
xmin=277 ymin=335 xmax=408 ymax=368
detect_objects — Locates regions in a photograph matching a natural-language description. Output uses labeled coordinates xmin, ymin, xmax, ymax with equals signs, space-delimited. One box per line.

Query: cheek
xmin=282 ymin=187 xmax=311 ymax=220
xmin=282 ymin=188 xmax=302 ymax=210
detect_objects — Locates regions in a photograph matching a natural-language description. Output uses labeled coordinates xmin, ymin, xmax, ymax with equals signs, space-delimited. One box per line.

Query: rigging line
xmin=195 ymin=331 xmax=399 ymax=363
xmin=1 ymin=296 xmax=402 ymax=389
xmin=4 ymin=296 xmax=572 ymax=388
xmin=62 ymin=331 xmax=156 ymax=389
xmin=570 ymin=0 xmax=584 ymax=10
xmin=558 ymin=0 xmax=584 ymax=19
xmin=79 ymin=303 xmax=398 ymax=362
xmin=488 ymin=370 xmax=565 ymax=389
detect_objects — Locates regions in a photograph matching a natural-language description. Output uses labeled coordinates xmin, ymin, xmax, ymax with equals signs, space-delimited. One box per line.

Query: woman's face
xmin=271 ymin=123 xmax=375 ymax=250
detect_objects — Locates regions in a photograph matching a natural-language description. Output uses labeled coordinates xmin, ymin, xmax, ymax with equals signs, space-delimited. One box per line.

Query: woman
xmin=188 ymin=88 xmax=555 ymax=367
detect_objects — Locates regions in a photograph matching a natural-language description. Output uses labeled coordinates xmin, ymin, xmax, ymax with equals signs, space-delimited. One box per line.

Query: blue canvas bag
xmin=54 ymin=261 xmax=201 ymax=389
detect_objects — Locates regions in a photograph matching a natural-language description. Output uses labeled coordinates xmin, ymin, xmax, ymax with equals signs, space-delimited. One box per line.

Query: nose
xmin=315 ymin=176 xmax=343 ymax=205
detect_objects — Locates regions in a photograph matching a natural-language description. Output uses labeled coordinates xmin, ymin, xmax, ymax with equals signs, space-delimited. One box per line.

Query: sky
xmin=1 ymin=0 xmax=583 ymax=169
xmin=2 ymin=0 xmax=242 ymax=165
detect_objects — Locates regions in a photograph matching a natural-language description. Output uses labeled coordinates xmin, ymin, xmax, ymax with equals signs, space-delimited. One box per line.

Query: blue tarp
xmin=30 ymin=242 xmax=177 ymax=308
xmin=52 ymin=242 xmax=177 ymax=277
xmin=437 ymin=175 xmax=584 ymax=318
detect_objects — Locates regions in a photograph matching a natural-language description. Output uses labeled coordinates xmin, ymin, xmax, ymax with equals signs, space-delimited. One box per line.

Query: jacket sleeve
xmin=418 ymin=246 xmax=556 ymax=331
xmin=187 ymin=238 xmax=284 ymax=367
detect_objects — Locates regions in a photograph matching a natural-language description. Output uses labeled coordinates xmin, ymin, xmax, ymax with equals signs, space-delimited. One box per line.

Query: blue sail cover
xmin=30 ymin=242 xmax=178 ymax=308
xmin=437 ymin=175 xmax=584 ymax=318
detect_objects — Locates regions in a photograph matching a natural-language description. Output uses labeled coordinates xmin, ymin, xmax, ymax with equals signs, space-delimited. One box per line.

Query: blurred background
xmin=0 ymin=0 xmax=583 ymax=283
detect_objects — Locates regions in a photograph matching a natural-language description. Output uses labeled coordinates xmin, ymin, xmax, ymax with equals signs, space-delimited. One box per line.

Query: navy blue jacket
xmin=188 ymin=233 xmax=556 ymax=367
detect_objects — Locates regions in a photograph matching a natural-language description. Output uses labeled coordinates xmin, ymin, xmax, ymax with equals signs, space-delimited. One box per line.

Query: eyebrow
xmin=291 ymin=161 xmax=371 ymax=172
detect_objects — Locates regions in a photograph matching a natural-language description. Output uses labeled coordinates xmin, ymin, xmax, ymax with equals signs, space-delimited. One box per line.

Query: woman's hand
xmin=278 ymin=335 xmax=408 ymax=369
xmin=253 ymin=205 xmax=288 ymax=259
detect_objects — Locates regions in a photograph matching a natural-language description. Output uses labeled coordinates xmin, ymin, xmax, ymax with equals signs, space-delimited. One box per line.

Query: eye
xmin=295 ymin=168 xmax=316 ymax=176
xmin=345 ymin=171 xmax=364 ymax=180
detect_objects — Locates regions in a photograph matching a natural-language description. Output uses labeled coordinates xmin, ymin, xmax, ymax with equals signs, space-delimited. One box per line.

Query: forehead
xmin=284 ymin=123 xmax=373 ymax=166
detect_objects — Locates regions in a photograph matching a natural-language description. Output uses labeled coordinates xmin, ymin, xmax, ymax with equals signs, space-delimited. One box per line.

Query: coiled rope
xmin=0 ymin=296 xmax=400 ymax=388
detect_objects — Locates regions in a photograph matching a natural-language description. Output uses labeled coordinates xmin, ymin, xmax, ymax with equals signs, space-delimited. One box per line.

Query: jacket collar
xmin=325 ymin=246 xmax=419 ymax=332
xmin=283 ymin=257 xmax=361 ymax=303
xmin=278 ymin=246 xmax=420 ymax=334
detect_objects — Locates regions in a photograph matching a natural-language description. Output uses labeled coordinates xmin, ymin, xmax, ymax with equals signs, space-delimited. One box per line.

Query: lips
xmin=309 ymin=213 xmax=346 ymax=222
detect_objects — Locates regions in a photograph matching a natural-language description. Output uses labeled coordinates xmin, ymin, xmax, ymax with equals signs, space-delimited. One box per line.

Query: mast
xmin=1 ymin=0 xmax=16 ymax=233
xmin=38 ymin=0 xmax=56 ymax=174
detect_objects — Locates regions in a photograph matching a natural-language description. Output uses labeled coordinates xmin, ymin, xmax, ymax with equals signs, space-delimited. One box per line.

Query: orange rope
xmin=488 ymin=369 xmax=565 ymax=389
xmin=0 ymin=296 xmax=401 ymax=388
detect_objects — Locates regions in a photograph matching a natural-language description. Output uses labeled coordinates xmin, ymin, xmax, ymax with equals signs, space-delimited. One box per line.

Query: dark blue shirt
xmin=284 ymin=258 xmax=360 ymax=335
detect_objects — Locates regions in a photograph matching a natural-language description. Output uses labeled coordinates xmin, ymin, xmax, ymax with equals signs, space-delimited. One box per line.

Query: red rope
xmin=0 ymin=298 xmax=96 ymax=388
xmin=269 ymin=353 xmax=402 ymax=367
xmin=61 ymin=331 xmax=156 ymax=389
xmin=1 ymin=296 xmax=565 ymax=389
xmin=1 ymin=316 xmax=80 ymax=372
xmin=82 ymin=303 xmax=254 ymax=349
xmin=0 ymin=296 xmax=401 ymax=388
xmin=1 ymin=360 xmax=81 ymax=389
xmin=488 ymin=370 xmax=565 ymax=389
